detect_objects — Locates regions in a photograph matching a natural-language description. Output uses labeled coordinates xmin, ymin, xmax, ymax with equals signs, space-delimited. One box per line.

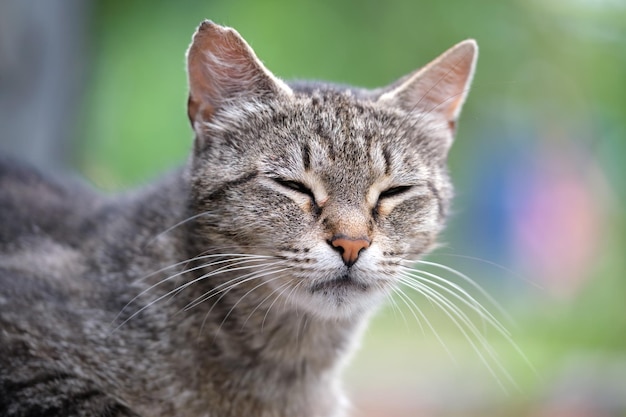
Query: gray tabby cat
xmin=0 ymin=21 xmax=477 ymax=417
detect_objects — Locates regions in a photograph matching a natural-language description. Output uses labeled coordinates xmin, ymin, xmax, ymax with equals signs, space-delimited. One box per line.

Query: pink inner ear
xmin=186 ymin=21 xmax=282 ymax=125
xmin=187 ymin=22 xmax=244 ymax=122
xmin=380 ymin=39 xmax=477 ymax=130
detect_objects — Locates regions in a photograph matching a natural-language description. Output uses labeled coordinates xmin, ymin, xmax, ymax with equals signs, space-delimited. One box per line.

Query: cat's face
xmin=186 ymin=21 xmax=477 ymax=319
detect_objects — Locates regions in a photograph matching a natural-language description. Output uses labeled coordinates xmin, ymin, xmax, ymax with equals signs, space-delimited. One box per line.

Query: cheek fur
xmin=382 ymin=196 xmax=440 ymax=233
xmin=198 ymin=184 xmax=315 ymax=247
xmin=375 ymin=196 xmax=444 ymax=256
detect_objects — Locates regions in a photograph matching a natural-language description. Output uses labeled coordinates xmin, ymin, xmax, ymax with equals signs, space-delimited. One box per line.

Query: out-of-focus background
xmin=1 ymin=0 xmax=624 ymax=416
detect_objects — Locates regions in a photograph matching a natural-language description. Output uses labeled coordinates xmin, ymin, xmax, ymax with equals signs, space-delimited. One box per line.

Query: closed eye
xmin=274 ymin=178 xmax=315 ymax=200
xmin=378 ymin=185 xmax=413 ymax=200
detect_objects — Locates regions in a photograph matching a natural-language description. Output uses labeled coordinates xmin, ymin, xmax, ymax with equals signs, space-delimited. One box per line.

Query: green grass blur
xmin=76 ymin=1 xmax=626 ymax=415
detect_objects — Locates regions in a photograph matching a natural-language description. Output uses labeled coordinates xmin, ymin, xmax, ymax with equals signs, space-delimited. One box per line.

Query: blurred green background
xmin=2 ymin=0 xmax=625 ymax=416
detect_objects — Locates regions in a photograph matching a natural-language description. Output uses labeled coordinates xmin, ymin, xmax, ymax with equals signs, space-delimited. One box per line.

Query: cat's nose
xmin=329 ymin=235 xmax=371 ymax=267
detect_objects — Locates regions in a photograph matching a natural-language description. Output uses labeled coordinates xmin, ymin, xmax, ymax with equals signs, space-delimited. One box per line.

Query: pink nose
xmin=330 ymin=236 xmax=371 ymax=267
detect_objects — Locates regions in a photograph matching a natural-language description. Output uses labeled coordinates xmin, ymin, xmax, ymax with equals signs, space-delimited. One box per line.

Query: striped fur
xmin=0 ymin=21 xmax=477 ymax=417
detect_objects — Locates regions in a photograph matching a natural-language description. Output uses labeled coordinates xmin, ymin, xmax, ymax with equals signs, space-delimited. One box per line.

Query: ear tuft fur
xmin=378 ymin=39 xmax=478 ymax=134
xmin=186 ymin=20 xmax=292 ymax=127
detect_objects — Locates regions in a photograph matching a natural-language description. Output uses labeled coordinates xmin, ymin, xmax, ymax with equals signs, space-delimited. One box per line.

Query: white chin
xmin=290 ymin=284 xmax=388 ymax=321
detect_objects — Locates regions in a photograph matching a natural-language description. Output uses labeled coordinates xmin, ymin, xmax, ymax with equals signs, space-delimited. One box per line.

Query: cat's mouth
xmin=309 ymin=273 xmax=369 ymax=293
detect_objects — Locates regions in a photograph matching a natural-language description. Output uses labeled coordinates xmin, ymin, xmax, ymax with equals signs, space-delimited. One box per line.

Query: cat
xmin=0 ymin=20 xmax=477 ymax=417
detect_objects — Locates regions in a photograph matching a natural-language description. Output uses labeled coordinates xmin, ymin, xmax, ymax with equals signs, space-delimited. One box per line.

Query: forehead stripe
xmin=203 ymin=171 xmax=258 ymax=202
xmin=302 ymin=143 xmax=311 ymax=171
xmin=426 ymin=181 xmax=445 ymax=220
xmin=382 ymin=146 xmax=392 ymax=176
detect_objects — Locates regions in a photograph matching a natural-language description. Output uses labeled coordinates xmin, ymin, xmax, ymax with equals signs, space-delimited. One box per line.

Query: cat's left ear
xmin=378 ymin=39 xmax=478 ymax=135
xmin=186 ymin=21 xmax=292 ymax=129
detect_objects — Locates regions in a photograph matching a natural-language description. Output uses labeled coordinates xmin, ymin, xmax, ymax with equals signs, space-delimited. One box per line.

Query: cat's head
xmin=185 ymin=21 xmax=477 ymax=320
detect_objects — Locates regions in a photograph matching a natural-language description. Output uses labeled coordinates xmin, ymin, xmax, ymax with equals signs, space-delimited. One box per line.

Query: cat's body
xmin=0 ymin=160 xmax=356 ymax=416
xmin=0 ymin=21 xmax=477 ymax=417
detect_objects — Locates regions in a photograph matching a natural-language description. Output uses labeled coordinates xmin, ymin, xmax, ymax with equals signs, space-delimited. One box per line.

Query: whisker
xmin=400 ymin=260 xmax=537 ymax=384
xmin=241 ymin=280 xmax=294 ymax=330
xmin=182 ymin=261 xmax=289 ymax=312
xmin=416 ymin=271 xmax=537 ymax=373
xmin=198 ymin=271 xmax=286 ymax=337
xmin=211 ymin=269 xmax=292 ymax=339
xmin=146 ymin=211 xmax=211 ymax=246
xmin=399 ymin=273 xmax=496 ymax=351
xmin=384 ymin=290 xmax=411 ymax=332
xmin=134 ymin=253 xmax=274 ymax=284
xmin=401 ymin=266 xmax=510 ymax=337
xmin=428 ymin=252 xmax=544 ymax=290
xmin=200 ymin=272 xmax=289 ymax=339
xmin=391 ymin=285 xmax=455 ymax=361
xmin=111 ymin=259 xmax=284 ymax=331
xmin=397 ymin=273 xmax=518 ymax=393
xmin=262 ymin=279 xmax=302 ymax=331
xmin=294 ymin=308 xmax=309 ymax=351
xmin=389 ymin=286 xmax=423 ymax=335
xmin=191 ymin=266 xmax=292 ymax=338
xmin=163 ymin=256 xmax=278 ymax=304
xmin=407 ymin=259 xmax=513 ymax=324
xmin=112 ymin=256 xmax=277 ymax=327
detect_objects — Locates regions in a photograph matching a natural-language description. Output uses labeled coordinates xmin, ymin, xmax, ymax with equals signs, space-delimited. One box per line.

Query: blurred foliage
xmin=75 ymin=0 xmax=626 ymax=415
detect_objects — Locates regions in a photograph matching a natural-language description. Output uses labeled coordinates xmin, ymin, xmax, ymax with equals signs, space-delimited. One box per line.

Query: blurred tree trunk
xmin=0 ymin=0 xmax=92 ymax=173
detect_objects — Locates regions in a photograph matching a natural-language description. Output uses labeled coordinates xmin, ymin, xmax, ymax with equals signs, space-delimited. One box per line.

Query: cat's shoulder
xmin=0 ymin=158 xmax=101 ymax=247
xmin=0 ymin=157 xmax=91 ymax=201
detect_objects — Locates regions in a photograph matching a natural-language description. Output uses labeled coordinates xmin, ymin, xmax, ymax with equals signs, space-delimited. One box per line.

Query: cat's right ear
xmin=378 ymin=40 xmax=478 ymax=136
xmin=186 ymin=21 xmax=292 ymax=129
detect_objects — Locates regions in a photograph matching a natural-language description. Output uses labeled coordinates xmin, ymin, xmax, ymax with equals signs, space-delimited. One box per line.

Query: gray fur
xmin=0 ymin=21 xmax=477 ymax=417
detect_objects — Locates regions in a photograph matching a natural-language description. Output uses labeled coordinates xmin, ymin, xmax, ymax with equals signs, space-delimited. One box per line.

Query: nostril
xmin=328 ymin=239 xmax=345 ymax=254
xmin=329 ymin=236 xmax=371 ymax=267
